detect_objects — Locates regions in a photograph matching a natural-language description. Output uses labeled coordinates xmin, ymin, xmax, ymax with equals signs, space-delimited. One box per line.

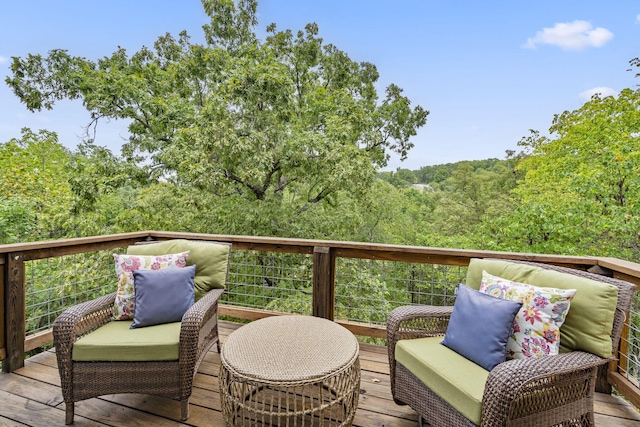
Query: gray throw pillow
xmin=131 ymin=265 xmax=196 ymax=329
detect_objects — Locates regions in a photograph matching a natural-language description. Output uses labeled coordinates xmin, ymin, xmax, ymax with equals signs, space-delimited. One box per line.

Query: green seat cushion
xmin=127 ymin=239 xmax=230 ymax=301
xmin=396 ymin=336 xmax=489 ymax=425
xmin=72 ymin=321 xmax=181 ymax=361
xmin=466 ymin=258 xmax=618 ymax=358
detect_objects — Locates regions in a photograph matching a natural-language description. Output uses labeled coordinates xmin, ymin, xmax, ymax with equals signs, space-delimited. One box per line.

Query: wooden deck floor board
xmin=1 ymin=320 xmax=638 ymax=426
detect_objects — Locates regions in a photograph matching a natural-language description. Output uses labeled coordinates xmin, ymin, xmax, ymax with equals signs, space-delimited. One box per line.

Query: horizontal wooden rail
xmin=609 ymin=371 xmax=640 ymax=409
xmin=3 ymin=230 xmax=638 ymax=281
xmin=0 ymin=232 xmax=152 ymax=262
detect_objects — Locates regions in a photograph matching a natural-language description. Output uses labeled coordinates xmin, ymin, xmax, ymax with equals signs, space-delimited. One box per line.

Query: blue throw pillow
xmin=441 ymin=283 xmax=522 ymax=371
xmin=131 ymin=265 xmax=196 ymax=329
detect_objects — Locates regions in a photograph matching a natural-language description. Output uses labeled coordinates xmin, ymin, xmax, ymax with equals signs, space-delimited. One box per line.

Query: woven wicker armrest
xmin=176 ymin=288 xmax=224 ymax=404
xmin=481 ymin=351 xmax=606 ymax=427
xmin=387 ymin=305 xmax=453 ymax=342
xmin=180 ymin=288 xmax=224 ymax=350
xmin=53 ymin=292 xmax=117 ymax=350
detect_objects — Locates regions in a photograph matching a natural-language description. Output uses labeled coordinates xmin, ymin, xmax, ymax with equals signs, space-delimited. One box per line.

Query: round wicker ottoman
xmin=219 ymin=315 xmax=360 ymax=426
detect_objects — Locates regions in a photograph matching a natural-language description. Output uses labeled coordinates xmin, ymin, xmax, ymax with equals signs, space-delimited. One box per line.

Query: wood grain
xmin=4 ymin=252 xmax=25 ymax=372
xmin=313 ymin=246 xmax=335 ymax=320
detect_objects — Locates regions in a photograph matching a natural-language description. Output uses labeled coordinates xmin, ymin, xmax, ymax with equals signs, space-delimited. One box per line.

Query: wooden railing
xmin=2 ymin=230 xmax=640 ymax=407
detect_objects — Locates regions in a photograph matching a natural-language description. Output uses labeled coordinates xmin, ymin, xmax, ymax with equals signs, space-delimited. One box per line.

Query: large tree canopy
xmin=500 ymin=86 xmax=640 ymax=258
xmin=6 ymin=0 xmax=427 ymax=235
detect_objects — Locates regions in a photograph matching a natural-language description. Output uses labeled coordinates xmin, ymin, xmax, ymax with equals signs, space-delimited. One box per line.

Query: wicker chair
xmin=53 ymin=240 xmax=231 ymax=424
xmin=387 ymin=259 xmax=635 ymax=427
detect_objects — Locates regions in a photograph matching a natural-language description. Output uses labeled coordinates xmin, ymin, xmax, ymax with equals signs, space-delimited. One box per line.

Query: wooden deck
xmin=1 ymin=320 xmax=639 ymax=427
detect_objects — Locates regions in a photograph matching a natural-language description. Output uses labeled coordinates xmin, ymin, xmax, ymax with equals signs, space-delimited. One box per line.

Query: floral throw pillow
xmin=479 ymin=271 xmax=577 ymax=359
xmin=112 ymin=251 xmax=189 ymax=320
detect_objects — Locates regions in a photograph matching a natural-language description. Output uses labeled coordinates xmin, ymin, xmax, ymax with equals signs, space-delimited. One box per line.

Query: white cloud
xmin=579 ymin=86 xmax=617 ymax=101
xmin=0 ymin=55 xmax=8 ymax=64
xmin=636 ymin=14 xmax=640 ymax=24
xmin=523 ymin=20 xmax=614 ymax=51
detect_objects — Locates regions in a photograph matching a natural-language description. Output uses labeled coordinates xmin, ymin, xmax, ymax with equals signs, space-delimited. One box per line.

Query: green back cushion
xmin=127 ymin=239 xmax=230 ymax=301
xmin=466 ymin=258 xmax=618 ymax=358
xmin=72 ymin=321 xmax=181 ymax=361
xmin=396 ymin=336 xmax=489 ymax=425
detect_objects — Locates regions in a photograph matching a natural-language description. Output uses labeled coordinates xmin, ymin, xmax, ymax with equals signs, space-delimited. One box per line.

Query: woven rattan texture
xmin=219 ymin=315 xmax=361 ymax=426
xmin=53 ymin=240 xmax=231 ymax=424
xmin=386 ymin=259 xmax=636 ymax=427
xmin=54 ymin=288 xmax=224 ymax=423
xmin=222 ymin=315 xmax=358 ymax=382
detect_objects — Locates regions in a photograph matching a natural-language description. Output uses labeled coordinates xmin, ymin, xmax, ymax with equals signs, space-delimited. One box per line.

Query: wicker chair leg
xmin=418 ymin=415 xmax=424 ymax=427
xmin=65 ymin=402 xmax=74 ymax=425
xmin=181 ymin=399 xmax=189 ymax=421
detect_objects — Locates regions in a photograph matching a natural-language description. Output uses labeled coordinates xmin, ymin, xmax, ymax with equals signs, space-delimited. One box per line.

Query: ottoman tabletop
xmin=221 ymin=315 xmax=359 ymax=383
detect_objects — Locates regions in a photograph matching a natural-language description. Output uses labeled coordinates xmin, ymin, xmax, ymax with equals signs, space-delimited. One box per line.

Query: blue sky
xmin=1 ymin=1 xmax=638 ymax=170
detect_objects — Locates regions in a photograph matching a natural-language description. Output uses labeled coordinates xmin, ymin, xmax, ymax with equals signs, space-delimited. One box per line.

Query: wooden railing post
xmin=3 ymin=252 xmax=25 ymax=373
xmin=0 ymin=255 xmax=5 ymax=362
xmin=312 ymin=246 xmax=335 ymax=320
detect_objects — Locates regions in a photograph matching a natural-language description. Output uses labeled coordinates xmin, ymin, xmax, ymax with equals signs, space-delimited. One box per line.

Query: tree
xmin=6 ymin=0 xmax=428 ymax=237
xmin=391 ymin=168 xmax=418 ymax=188
xmin=424 ymin=162 xmax=517 ymax=242
xmin=499 ymin=87 xmax=640 ymax=259
xmin=630 ymin=57 xmax=640 ymax=84
xmin=0 ymin=129 xmax=74 ymax=242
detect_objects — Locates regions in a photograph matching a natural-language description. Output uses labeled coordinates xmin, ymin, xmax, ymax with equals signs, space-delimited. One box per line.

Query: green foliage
xmin=503 ymin=89 xmax=640 ymax=258
xmin=378 ymin=168 xmax=418 ymax=189
xmin=414 ymin=161 xmax=519 ymax=248
xmin=0 ymin=129 xmax=74 ymax=242
xmin=336 ymin=270 xmax=393 ymax=324
xmin=68 ymin=142 xmax=148 ymax=213
xmin=357 ymin=181 xmax=431 ymax=244
xmin=0 ymin=197 xmax=38 ymax=243
xmin=5 ymin=24 xmax=431 ymax=338
xmin=6 ymin=0 xmax=428 ymax=238
xmin=415 ymin=158 xmax=505 ymax=184
xmin=630 ymin=57 xmax=640 ymax=83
